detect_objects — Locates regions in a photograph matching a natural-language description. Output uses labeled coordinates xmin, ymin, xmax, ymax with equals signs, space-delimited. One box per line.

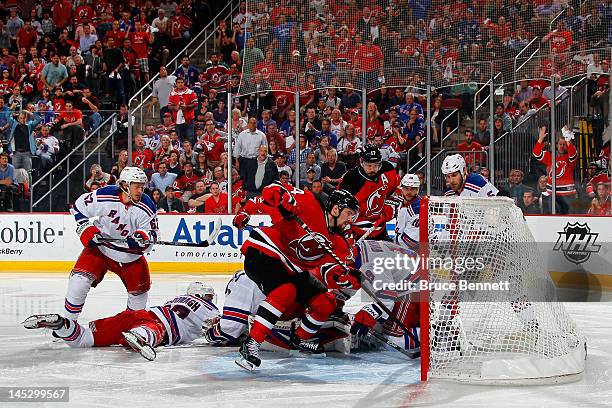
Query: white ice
xmin=1 ymin=273 xmax=611 ymax=408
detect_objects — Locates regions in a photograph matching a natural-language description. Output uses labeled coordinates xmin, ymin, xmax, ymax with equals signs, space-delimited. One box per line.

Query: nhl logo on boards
xmin=553 ymin=222 xmax=601 ymax=265
xmin=288 ymin=233 xmax=329 ymax=262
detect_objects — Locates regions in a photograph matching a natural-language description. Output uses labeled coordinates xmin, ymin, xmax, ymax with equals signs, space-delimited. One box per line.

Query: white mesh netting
xmin=424 ymin=196 xmax=586 ymax=383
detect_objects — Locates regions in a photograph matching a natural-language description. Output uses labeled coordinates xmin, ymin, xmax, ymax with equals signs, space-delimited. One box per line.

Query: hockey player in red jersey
xmin=235 ymin=188 xmax=361 ymax=371
xmin=24 ymin=282 xmax=218 ymax=361
xmin=339 ymin=145 xmax=400 ymax=241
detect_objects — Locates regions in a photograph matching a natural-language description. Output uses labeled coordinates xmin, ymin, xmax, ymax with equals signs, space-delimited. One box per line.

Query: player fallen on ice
xmin=235 ymin=188 xmax=362 ymax=371
xmin=339 ymin=144 xmax=400 ymax=241
xmin=64 ymin=167 xmax=158 ymax=321
xmin=23 ymin=283 xmax=218 ymax=361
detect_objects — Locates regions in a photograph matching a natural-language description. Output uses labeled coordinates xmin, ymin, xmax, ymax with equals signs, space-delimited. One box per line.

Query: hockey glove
xmin=232 ymin=211 xmax=251 ymax=229
xmin=334 ymin=267 xmax=362 ymax=290
xmin=351 ymin=304 xmax=384 ymax=337
xmin=77 ymin=222 xmax=102 ymax=248
xmin=127 ymin=230 xmax=151 ymax=250
xmin=278 ymin=192 xmax=298 ymax=220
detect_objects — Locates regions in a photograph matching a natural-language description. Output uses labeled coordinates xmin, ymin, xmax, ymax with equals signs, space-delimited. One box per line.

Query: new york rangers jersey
xmin=444 ymin=173 xmax=499 ymax=197
xmin=394 ymin=196 xmax=421 ymax=249
xmin=70 ymin=185 xmax=159 ymax=263
xmin=151 ymin=294 xmax=219 ymax=346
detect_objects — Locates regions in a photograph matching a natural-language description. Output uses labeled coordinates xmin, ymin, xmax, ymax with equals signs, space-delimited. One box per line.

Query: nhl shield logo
xmin=553 ymin=222 xmax=601 ymax=265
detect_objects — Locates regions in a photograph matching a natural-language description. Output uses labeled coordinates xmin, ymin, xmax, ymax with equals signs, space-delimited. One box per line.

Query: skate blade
xmin=122 ymin=332 xmax=156 ymax=361
xmin=289 ymin=349 xmax=327 ymax=358
xmin=235 ymin=357 xmax=256 ymax=371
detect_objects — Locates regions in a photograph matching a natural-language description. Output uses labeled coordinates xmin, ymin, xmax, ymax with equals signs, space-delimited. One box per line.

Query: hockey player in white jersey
xmin=442 ymin=154 xmax=499 ymax=197
xmin=204 ymin=270 xmax=266 ymax=346
xmin=394 ymin=174 xmax=422 ymax=249
xmin=65 ymin=167 xmax=158 ymax=320
xmin=23 ymin=282 xmax=219 ymax=361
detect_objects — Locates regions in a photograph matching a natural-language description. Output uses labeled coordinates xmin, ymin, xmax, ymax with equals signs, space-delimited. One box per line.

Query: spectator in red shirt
xmin=529 ymin=86 xmax=548 ymax=110
xmin=57 ymin=100 xmax=84 ymax=150
xmin=204 ymin=181 xmax=229 ymax=214
xmin=132 ymin=134 xmax=154 ymax=173
xmin=129 ymin=21 xmax=154 ymax=83
xmin=456 ymin=130 xmax=485 ymax=169
xmin=533 ymin=126 xmax=577 ymax=214
xmin=168 ymin=76 xmax=198 ymax=144
xmin=16 ymin=21 xmax=38 ymax=51
xmin=588 ymin=183 xmax=611 ymax=216
xmin=175 ymin=162 xmax=202 ymax=197
xmin=543 ymin=20 xmax=573 ymax=54
xmin=196 ymin=119 xmax=224 ymax=169
xmin=52 ymin=0 xmax=73 ymax=30
xmin=156 ymin=112 xmax=176 ymax=138
xmin=352 ymin=36 xmax=384 ymax=88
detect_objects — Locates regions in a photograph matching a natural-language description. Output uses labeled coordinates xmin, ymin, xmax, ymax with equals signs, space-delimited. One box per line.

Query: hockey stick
xmin=356 ymin=218 xmax=386 ymax=244
xmin=369 ymin=331 xmax=420 ymax=359
xmin=292 ymin=215 xmax=420 ymax=349
xmin=100 ymin=217 xmax=223 ymax=248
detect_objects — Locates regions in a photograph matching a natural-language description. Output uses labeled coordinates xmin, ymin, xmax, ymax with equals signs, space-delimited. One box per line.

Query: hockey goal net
xmin=418 ymin=196 xmax=586 ymax=384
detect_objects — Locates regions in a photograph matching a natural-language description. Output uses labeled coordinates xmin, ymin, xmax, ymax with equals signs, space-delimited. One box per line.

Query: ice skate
xmin=235 ymin=336 xmax=261 ymax=371
xmin=23 ymin=314 xmax=67 ymax=330
xmin=122 ymin=330 xmax=157 ymax=361
xmin=289 ymin=330 xmax=326 ymax=357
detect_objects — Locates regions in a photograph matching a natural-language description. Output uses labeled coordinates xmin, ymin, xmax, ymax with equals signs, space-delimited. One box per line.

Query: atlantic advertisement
xmin=0 ymin=214 xmax=611 ymax=280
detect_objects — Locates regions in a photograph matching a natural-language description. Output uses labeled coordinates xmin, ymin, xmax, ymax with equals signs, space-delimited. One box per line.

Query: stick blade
xmin=206 ymin=217 xmax=223 ymax=245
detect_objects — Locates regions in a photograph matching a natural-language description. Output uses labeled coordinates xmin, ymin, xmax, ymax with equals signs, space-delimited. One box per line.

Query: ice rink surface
xmin=1 ymin=273 xmax=611 ymax=408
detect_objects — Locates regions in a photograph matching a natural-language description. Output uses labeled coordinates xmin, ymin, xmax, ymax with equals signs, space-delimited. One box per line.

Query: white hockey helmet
xmin=400 ymin=173 xmax=421 ymax=188
xmin=118 ymin=166 xmax=148 ymax=186
xmin=187 ymin=281 xmax=215 ymax=301
xmin=441 ymin=154 xmax=466 ymax=175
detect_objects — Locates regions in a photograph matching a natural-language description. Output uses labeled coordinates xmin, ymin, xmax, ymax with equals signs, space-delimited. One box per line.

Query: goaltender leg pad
xmin=261 ymin=317 xmax=351 ymax=354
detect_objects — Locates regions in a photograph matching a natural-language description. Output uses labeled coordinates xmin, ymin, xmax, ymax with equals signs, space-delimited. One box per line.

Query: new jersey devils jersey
xmin=533 ymin=141 xmax=577 ymax=196
xmin=241 ymin=188 xmax=353 ymax=275
xmin=339 ymin=161 xmax=400 ymax=238
xmin=150 ymin=294 xmax=219 ymax=346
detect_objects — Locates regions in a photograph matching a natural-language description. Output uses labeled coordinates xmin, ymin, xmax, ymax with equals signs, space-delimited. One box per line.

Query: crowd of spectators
xmin=0 ymin=1 xmax=610 ymax=214
xmin=0 ymin=0 xmax=221 ymax=211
